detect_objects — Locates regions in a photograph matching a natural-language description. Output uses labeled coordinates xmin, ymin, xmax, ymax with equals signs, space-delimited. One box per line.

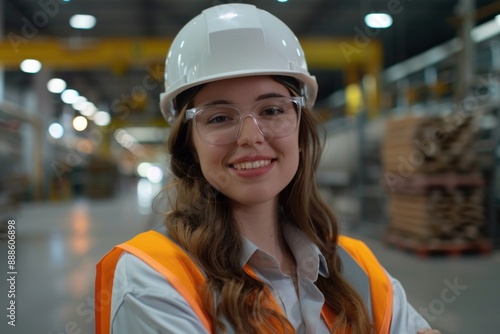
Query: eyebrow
xmin=203 ymin=93 xmax=288 ymax=106
xmin=256 ymin=92 xmax=287 ymax=101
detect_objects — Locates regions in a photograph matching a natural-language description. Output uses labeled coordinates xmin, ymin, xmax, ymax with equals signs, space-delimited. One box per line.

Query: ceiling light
xmin=147 ymin=166 xmax=163 ymax=183
xmin=20 ymin=59 xmax=42 ymax=73
xmin=137 ymin=162 xmax=151 ymax=178
xmin=70 ymin=14 xmax=96 ymax=29
xmin=365 ymin=13 xmax=393 ymax=29
xmin=61 ymin=89 xmax=79 ymax=104
xmin=48 ymin=123 xmax=64 ymax=139
xmin=277 ymin=0 xmax=288 ymax=2
xmin=120 ymin=133 xmax=136 ymax=149
xmin=114 ymin=129 xmax=126 ymax=142
xmin=471 ymin=18 xmax=500 ymax=42
xmin=72 ymin=96 xmax=88 ymax=110
xmin=47 ymin=78 xmax=67 ymax=93
xmin=79 ymin=102 xmax=97 ymax=117
xmin=73 ymin=116 xmax=88 ymax=132
xmin=94 ymin=111 xmax=111 ymax=126
xmin=114 ymin=129 xmax=137 ymax=149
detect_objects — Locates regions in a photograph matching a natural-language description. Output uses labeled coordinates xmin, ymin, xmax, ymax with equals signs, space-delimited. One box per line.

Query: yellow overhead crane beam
xmin=0 ymin=37 xmax=382 ymax=117
xmin=0 ymin=37 xmax=381 ymax=70
xmin=0 ymin=38 xmax=172 ymax=70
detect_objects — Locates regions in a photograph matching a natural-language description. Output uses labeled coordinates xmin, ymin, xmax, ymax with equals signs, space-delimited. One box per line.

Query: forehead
xmin=193 ymin=76 xmax=290 ymax=105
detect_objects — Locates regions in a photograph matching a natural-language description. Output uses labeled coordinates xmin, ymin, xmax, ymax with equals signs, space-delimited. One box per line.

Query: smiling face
xmin=190 ymin=76 xmax=300 ymax=207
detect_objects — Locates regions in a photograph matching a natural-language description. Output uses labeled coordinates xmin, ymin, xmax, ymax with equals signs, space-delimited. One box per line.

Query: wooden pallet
xmin=386 ymin=185 xmax=485 ymax=240
xmin=383 ymin=230 xmax=493 ymax=257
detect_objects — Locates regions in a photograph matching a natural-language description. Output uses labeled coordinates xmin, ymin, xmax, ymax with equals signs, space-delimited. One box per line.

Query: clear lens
xmin=187 ymin=96 xmax=303 ymax=145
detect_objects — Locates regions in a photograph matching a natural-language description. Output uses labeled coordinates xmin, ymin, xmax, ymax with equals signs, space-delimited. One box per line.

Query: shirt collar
xmin=239 ymin=224 xmax=329 ymax=280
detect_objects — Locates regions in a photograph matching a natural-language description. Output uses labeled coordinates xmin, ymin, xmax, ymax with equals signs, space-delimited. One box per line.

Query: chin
xmin=226 ymin=190 xmax=280 ymax=207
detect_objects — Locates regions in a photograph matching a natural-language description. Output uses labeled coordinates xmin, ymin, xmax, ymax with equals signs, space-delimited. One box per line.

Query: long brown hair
xmin=164 ymin=76 xmax=373 ymax=333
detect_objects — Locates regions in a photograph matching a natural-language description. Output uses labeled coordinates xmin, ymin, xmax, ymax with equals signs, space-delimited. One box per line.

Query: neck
xmin=233 ymin=199 xmax=294 ymax=269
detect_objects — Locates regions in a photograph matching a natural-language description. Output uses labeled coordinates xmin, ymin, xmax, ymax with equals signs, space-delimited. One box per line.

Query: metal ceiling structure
xmin=2 ymin=0 xmax=500 ymax=119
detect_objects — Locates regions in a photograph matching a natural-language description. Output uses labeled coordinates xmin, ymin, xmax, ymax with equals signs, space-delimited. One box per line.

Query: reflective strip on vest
xmin=95 ymin=231 xmax=393 ymax=333
xmin=337 ymin=247 xmax=373 ymax=323
xmin=338 ymin=236 xmax=393 ymax=333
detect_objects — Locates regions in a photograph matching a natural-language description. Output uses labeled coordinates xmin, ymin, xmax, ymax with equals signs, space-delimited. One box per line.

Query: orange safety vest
xmin=95 ymin=231 xmax=393 ymax=333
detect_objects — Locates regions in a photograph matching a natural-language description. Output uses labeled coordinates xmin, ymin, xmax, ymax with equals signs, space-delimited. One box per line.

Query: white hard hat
xmin=159 ymin=3 xmax=318 ymax=123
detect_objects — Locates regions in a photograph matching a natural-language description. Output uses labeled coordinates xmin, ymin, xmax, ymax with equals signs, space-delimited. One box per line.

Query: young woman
xmin=96 ymin=4 xmax=441 ymax=334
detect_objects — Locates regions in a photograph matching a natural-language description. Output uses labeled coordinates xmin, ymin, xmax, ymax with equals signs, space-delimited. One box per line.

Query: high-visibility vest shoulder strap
xmin=338 ymin=236 xmax=393 ymax=334
xmin=95 ymin=230 xmax=211 ymax=334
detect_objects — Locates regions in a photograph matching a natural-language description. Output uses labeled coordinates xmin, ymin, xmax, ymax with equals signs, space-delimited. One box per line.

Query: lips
xmin=231 ymin=159 xmax=272 ymax=170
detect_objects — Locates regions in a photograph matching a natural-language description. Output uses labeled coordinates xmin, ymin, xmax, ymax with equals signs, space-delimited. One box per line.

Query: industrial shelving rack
xmin=0 ymin=103 xmax=26 ymax=235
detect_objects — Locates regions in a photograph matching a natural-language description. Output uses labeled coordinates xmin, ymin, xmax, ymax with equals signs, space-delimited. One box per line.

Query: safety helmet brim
xmin=159 ymin=4 xmax=318 ymax=124
xmin=160 ymin=70 xmax=317 ymax=124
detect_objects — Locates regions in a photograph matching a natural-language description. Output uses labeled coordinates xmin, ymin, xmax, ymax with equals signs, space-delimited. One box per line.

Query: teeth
xmin=232 ymin=160 xmax=271 ymax=170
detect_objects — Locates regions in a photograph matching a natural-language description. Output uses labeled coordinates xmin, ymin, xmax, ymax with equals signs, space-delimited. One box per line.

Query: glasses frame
xmin=184 ymin=96 xmax=305 ymax=145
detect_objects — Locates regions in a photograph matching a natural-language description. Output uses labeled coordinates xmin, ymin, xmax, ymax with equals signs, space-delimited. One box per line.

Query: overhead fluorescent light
xmin=20 ymin=59 xmax=42 ymax=73
xmin=365 ymin=13 xmax=393 ymax=29
xmin=48 ymin=123 xmax=64 ymax=139
xmin=471 ymin=17 xmax=500 ymax=42
xmin=47 ymin=78 xmax=67 ymax=93
xmin=79 ymin=102 xmax=97 ymax=117
xmin=94 ymin=111 xmax=111 ymax=126
xmin=70 ymin=14 xmax=96 ymax=29
xmin=72 ymin=96 xmax=88 ymax=111
xmin=73 ymin=116 xmax=88 ymax=132
xmin=61 ymin=89 xmax=79 ymax=104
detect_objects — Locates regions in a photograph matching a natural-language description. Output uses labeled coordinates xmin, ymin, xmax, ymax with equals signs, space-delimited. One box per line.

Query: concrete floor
xmin=0 ymin=186 xmax=499 ymax=334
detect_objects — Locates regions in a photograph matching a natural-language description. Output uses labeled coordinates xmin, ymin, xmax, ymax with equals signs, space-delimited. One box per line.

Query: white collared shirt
xmin=110 ymin=225 xmax=430 ymax=333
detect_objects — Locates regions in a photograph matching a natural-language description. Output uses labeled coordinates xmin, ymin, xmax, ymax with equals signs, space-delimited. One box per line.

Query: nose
xmin=236 ymin=114 xmax=264 ymax=145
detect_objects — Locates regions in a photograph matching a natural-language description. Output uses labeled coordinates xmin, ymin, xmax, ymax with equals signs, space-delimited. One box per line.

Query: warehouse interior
xmin=0 ymin=0 xmax=499 ymax=333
